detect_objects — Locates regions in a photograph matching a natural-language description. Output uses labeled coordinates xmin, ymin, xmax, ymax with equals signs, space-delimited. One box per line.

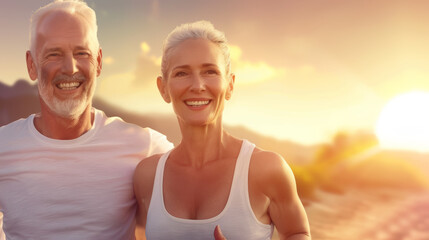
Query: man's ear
xmin=96 ymin=48 xmax=102 ymax=77
xmin=157 ymin=76 xmax=171 ymax=103
xmin=225 ymin=73 xmax=235 ymax=100
xmin=26 ymin=51 xmax=38 ymax=81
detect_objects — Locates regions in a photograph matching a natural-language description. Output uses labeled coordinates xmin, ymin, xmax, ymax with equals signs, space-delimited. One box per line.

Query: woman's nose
xmin=189 ymin=74 xmax=206 ymax=92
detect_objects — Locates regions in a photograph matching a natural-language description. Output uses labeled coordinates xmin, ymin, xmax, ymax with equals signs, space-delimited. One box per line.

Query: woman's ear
xmin=26 ymin=51 xmax=38 ymax=81
xmin=225 ymin=73 xmax=235 ymax=100
xmin=157 ymin=76 xmax=171 ymax=103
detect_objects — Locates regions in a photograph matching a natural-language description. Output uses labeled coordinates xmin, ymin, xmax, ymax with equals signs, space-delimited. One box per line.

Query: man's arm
xmin=148 ymin=129 xmax=174 ymax=156
xmin=0 ymin=212 xmax=5 ymax=240
xmin=134 ymin=204 xmax=147 ymax=240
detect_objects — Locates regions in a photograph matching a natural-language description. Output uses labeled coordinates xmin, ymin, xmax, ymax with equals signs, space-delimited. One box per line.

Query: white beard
xmin=38 ymin=74 xmax=96 ymax=119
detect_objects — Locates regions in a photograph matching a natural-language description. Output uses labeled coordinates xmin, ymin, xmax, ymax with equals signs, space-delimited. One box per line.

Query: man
xmin=0 ymin=0 xmax=173 ymax=239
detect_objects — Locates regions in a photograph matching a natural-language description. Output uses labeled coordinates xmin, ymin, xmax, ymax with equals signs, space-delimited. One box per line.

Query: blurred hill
xmin=0 ymin=80 xmax=317 ymax=166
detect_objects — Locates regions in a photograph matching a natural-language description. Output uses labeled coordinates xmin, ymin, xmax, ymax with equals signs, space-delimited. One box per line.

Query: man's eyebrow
xmin=44 ymin=47 xmax=62 ymax=52
xmin=171 ymin=65 xmax=191 ymax=70
xmin=75 ymin=46 xmax=91 ymax=51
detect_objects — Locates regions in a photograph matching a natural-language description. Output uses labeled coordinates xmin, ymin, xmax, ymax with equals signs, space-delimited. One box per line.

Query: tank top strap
xmin=231 ymin=139 xmax=255 ymax=199
xmin=150 ymin=150 xmax=171 ymax=207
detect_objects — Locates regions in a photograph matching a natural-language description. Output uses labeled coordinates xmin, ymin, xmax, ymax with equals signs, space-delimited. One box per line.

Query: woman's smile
xmin=185 ymin=99 xmax=211 ymax=109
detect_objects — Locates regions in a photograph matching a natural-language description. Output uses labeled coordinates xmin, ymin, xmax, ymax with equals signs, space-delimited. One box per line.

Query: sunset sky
xmin=2 ymin=0 xmax=429 ymax=145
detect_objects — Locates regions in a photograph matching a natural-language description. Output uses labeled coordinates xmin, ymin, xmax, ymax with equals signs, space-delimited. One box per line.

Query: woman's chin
xmin=180 ymin=117 xmax=217 ymax=127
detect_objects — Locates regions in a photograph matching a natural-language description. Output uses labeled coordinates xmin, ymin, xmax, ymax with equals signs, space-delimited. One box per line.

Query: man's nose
xmin=61 ymin=54 xmax=78 ymax=76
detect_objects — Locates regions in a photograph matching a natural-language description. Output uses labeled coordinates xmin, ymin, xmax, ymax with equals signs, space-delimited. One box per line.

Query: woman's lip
xmin=185 ymin=99 xmax=211 ymax=106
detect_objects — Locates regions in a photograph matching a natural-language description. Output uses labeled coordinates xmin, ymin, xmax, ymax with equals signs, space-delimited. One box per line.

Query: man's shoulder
xmin=102 ymin=115 xmax=159 ymax=137
xmin=95 ymin=109 xmax=143 ymax=131
xmin=0 ymin=116 xmax=31 ymax=135
xmin=95 ymin=109 xmax=171 ymax=145
xmin=0 ymin=116 xmax=33 ymax=149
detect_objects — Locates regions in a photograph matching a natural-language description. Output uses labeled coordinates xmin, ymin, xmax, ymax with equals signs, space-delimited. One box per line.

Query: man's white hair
xmin=29 ymin=0 xmax=99 ymax=57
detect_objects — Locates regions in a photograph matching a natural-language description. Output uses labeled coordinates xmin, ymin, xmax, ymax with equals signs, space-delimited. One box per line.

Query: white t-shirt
xmin=0 ymin=108 xmax=173 ymax=240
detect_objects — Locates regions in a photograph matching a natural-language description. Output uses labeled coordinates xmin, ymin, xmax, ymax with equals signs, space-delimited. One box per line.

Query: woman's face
xmin=158 ymin=38 xmax=234 ymax=126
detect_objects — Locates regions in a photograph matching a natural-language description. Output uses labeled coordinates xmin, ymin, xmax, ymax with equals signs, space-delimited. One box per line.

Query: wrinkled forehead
xmin=35 ymin=11 xmax=97 ymax=53
xmin=167 ymin=38 xmax=226 ymax=71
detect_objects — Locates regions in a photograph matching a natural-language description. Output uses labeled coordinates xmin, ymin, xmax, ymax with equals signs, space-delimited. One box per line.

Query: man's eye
xmin=47 ymin=53 xmax=60 ymax=57
xmin=174 ymin=71 xmax=187 ymax=77
xmin=76 ymin=52 xmax=90 ymax=57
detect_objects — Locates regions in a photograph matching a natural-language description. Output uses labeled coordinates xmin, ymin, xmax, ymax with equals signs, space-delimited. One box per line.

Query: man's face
xmin=32 ymin=11 xmax=101 ymax=118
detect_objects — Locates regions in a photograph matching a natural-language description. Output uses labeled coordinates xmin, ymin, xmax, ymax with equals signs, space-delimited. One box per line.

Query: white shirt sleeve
xmin=149 ymin=129 xmax=174 ymax=156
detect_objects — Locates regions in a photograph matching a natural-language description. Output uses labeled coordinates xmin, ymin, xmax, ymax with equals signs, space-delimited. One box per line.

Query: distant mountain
xmin=340 ymin=149 xmax=429 ymax=190
xmin=0 ymin=80 xmax=41 ymax=125
xmin=0 ymin=79 xmax=317 ymax=165
xmin=0 ymin=79 xmax=38 ymax=98
xmin=381 ymin=149 xmax=429 ymax=176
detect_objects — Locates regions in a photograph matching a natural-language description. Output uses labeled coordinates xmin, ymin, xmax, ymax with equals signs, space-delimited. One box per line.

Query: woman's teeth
xmin=186 ymin=100 xmax=210 ymax=106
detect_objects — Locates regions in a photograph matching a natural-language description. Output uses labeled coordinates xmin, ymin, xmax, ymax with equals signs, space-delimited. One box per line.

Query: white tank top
xmin=146 ymin=140 xmax=274 ymax=240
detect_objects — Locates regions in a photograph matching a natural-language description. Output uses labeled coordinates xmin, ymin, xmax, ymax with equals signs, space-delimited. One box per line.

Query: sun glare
xmin=375 ymin=91 xmax=429 ymax=152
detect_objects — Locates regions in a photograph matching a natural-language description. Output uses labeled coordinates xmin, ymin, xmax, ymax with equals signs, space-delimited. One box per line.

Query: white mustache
xmin=52 ymin=74 xmax=86 ymax=84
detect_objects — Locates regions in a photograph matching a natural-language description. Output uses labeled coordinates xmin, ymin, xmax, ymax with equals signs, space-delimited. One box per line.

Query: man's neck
xmin=34 ymin=106 xmax=95 ymax=140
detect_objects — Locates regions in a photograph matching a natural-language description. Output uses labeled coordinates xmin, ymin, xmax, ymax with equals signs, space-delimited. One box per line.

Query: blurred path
xmin=305 ymin=189 xmax=429 ymax=240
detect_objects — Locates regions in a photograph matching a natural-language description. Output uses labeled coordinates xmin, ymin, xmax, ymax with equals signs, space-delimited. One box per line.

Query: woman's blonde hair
xmin=160 ymin=20 xmax=231 ymax=79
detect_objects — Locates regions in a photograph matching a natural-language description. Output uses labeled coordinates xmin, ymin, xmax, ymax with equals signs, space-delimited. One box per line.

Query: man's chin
xmin=39 ymin=86 xmax=94 ymax=119
xmin=49 ymin=99 xmax=89 ymax=119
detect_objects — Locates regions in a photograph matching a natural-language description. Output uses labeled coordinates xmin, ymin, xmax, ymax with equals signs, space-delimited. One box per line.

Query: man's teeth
xmin=58 ymin=82 xmax=80 ymax=90
xmin=186 ymin=100 xmax=210 ymax=106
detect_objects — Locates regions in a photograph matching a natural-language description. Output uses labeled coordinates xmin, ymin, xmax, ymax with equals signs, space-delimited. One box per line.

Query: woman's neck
xmin=175 ymin=121 xmax=231 ymax=168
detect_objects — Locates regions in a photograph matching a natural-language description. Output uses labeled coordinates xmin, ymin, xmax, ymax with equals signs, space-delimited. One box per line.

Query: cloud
xmin=230 ymin=45 xmax=286 ymax=85
xmin=98 ymin=41 xmax=161 ymax=98
xmin=134 ymin=42 xmax=162 ymax=86
xmin=230 ymin=45 xmax=242 ymax=61
xmin=96 ymin=68 xmax=169 ymax=114
xmin=97 ymin=71 xmax=134 ymax=97
xmin=140 ymin=42 xmax=151 ymax=54
xmin=103 ymin=56 xmax=114 ymax=65
xmin=148 ymin=0 xmax=160 ymax=22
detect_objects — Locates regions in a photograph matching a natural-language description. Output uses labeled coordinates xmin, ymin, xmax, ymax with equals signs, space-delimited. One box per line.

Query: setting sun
xmin=376 ymin=91 xmax=429 ymax=152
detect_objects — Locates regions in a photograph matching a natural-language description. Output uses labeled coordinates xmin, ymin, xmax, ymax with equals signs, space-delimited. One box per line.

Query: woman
xmin=134 ymin=21 xmax=311 ymax=240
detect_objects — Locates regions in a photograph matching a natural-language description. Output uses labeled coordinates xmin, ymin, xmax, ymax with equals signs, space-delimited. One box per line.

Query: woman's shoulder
xmin=135 ymin=153 xmax=164 ymax=174
xmin=251 ymin=146 xmax=288 ymax=170
xmin=133 ymin=153 xmax=164 ymax=197
xmin=249 ymin=146 xmax=296 ymax=194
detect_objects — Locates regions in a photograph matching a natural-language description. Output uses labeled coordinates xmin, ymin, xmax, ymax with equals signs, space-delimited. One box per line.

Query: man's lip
xmin=56 ymin=81 xmax=83 ymax=90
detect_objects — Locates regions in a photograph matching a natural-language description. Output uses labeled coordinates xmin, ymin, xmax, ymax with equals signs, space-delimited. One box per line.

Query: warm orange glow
xmin=376 ymin=91 xmax=429 ymax=152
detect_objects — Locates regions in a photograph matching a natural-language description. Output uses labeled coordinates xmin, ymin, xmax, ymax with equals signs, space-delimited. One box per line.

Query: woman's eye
xmin=206 ymin=70 xmax=218 ymax=75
